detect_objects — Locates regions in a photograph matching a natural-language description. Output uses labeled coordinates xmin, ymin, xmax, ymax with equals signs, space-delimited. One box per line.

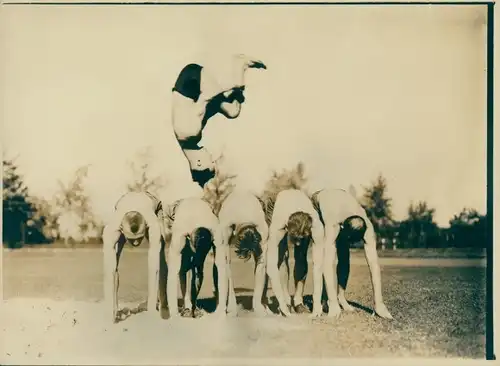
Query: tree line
xmin=2 ymin=153 xmax=487 ymax=249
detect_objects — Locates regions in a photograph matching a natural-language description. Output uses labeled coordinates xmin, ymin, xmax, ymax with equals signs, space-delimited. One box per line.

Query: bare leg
xmin=179 ymin=265 xmax=187 ymax=306
xmin=227 ymin=262 xmax=238 ymax=315
xmin=310 ymin=225 xmax=326 ymax=318
xmin=167 ymin=234 xmax=184 ymax=318
xmin=191 ymin=266 xmax=205 ymax=317
xmin=262 ymin=274 xmax=270 ymax=307
xmin=147 ymin=233 xmax=162 ymax=315
xmin=252 ymin=222 xmax=269 ymax=315
xmin=253 ymin=249 xmax=269 ymax=315
xmin=323 ymin=225 xmax=342 ymax=318
xmin=220 ymin=226 xmax=237 ymax=314
xmin=183 ymin=269 xmax=194 ymax=316
xmin=191 ymin=245 xmax=210 ymax=317
xmin=364 ymin=220 xmax=393 ymax=319
xmin=103 ymin=225 xmax=122 ymax=324
xmin=213 ymin=227 xmax=228 ymax=316
xmin=266 ymin=229 xmax=292 ymax=317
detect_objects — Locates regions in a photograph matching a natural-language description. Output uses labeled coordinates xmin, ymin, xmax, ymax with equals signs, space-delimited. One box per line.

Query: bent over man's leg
xmin=323 ymin=224 xmax=342 ymax=318
xmin=167 ymin=233 xmax=185 ymax=318
xmin=103 ymin=224 xmax=122 ymax=323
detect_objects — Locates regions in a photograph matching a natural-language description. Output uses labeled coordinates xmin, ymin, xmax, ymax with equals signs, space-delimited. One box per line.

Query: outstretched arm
xmin=213 ymin=226 xmax=229 ymax=316
xmin=310 ymin=218 xmax=326 ymax=318
xmin=363 ymin=217 xmax=393 ymax=319
xmin=167 ymin=232 xmax=184 ymax=318
xmin=144 ymin=211 xmax=162 ymax=316
xmin=102 ymin=217 xmax=122 ymax=324
xmin=253 ymin=222 xmax=269 ymax=315
xmin=266 ymin=227 xmax=292 ymax=317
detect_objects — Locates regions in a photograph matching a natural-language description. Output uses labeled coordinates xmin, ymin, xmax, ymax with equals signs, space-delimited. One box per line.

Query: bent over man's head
xmin=286 ymin=211 xmax=313 ymax=247
xmin=121 ymin=211 xmax=147 ymax=246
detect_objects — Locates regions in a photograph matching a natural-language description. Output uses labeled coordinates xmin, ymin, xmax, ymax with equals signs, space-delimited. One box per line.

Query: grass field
xmin=1 ymin=247 xmax=487 ymax=363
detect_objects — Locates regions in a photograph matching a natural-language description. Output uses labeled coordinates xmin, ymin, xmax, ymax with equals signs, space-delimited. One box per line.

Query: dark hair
xmin=286 ymin=211 xmax=313 ymax=238
xmin=121 ymin=211 xmax=146 ymax=243
xmin=123 ymin=211 xmax=142 ymax=233
xmin=190 ymin=227 xmax=213 ymax=252
xmin=234 ymin=224 xmax=263 ymax=261
xmin=341 ymin=215 xmax=367 ymax=243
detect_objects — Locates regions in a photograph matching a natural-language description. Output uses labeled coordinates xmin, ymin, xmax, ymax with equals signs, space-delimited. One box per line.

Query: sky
xmin=2 ymin=4 xmax=488 ymax=227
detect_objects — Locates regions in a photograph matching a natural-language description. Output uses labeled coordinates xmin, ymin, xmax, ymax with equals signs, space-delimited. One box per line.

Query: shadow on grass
xmin=346 ymin=301 xmax=375 ymax=315
xmin=194 ymin=288 xmax=378 ymax=317
xmin=302 ymin=294 xmax=375 ymax=316
xmin=118 ymin=290 xmax=375 ymax=323
xmin=197 ymin=295 xmax=256 ymax=313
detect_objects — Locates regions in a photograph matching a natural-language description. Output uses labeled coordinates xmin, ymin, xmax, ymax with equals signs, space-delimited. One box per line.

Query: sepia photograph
xmin=1 ymin=1 xmax=494 ymax=364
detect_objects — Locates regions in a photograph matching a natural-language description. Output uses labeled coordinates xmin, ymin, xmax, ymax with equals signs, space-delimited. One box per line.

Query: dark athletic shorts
xmin=172 ymin=63 xmax=203 ymax=102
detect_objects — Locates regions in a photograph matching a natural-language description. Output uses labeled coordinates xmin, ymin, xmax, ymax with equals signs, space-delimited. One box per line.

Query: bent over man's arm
xmin=102 ymin=213 xmax=123 ymax=324
xmin=310 ymin=216 xmax=326 ymax=318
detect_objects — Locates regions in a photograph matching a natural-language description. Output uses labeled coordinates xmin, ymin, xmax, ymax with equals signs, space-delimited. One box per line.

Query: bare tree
xmin=28 ymin=196 xmax=59 ymax=243
xmin=202 ymin=169 xmax=237 ymax=216
xmin=360 ymin=173 xmax=395 ymax=246
xmin=126 ymin=146 xmax=165 ymax=196
xmin=54 ymin=165 xmax=99 ymax=247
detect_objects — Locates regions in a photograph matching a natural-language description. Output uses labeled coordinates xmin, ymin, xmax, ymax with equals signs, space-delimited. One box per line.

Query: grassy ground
xmin=2 ymin=247 xmax=487 ymax=360
xmin=3 ymin=250 xmax=485 ymax=358
xmin=15 ymin=241 xmax=487 ymax=259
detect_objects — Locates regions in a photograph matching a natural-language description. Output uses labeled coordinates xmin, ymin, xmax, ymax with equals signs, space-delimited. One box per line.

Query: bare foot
xmin=374 ymin=303 xmax=393 ymax=320
xmin=338 ymin=297 xmax=355 ymax=312
xmin=280 ymin=305 xmax=292 ymax=317
xmin=234 ymin=54 xmax=267 ymax=70
xmin=327 ymin=301 xmax=342 ymax=319
xmin=193 ymin=307 xmax=205 ymax=318
xmin=180 ymin=307 xmax=193 ymax=318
